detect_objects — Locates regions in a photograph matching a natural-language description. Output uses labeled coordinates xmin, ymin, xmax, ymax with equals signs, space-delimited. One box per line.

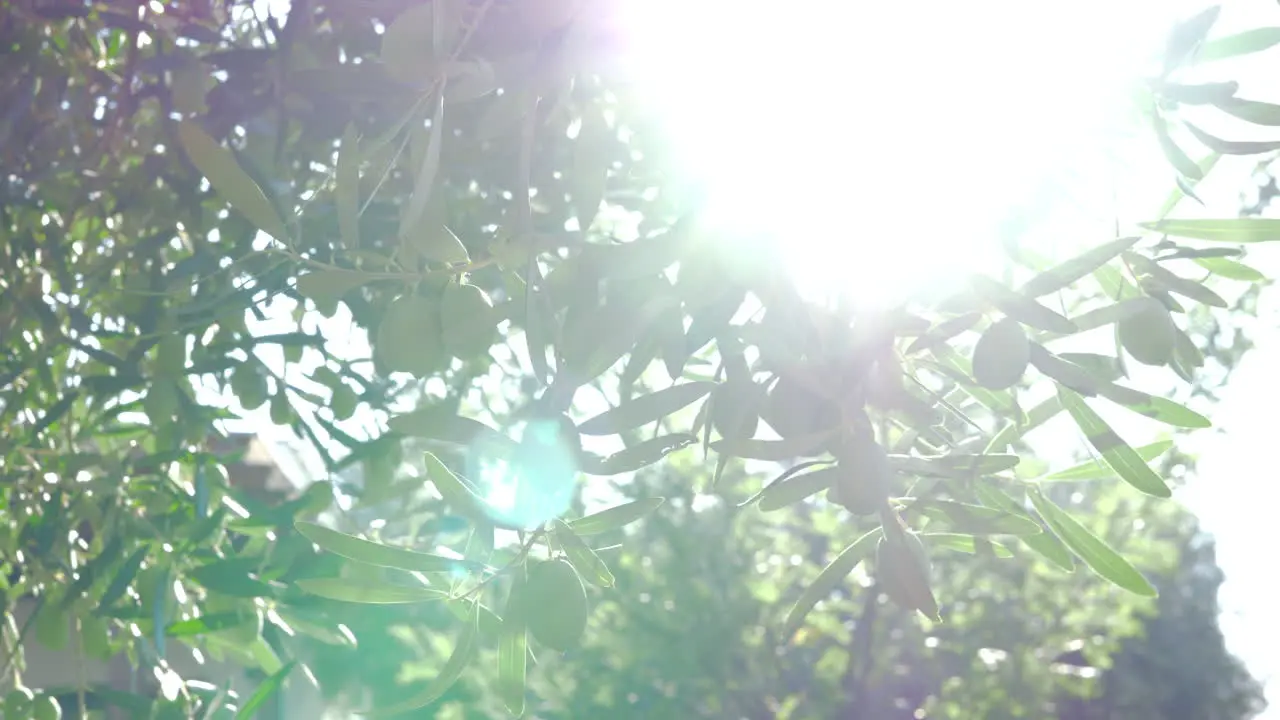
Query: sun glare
xmin=617 ymin=0 xmax=1189 ymax=309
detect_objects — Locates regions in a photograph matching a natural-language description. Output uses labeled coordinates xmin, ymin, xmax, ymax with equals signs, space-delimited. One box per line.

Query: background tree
xmin=0 ymin=1 xmax=1275 ymax=717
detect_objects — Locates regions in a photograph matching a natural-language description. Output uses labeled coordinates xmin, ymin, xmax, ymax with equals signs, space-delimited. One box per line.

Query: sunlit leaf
xmin=758 ymin=466 xmax=839 ymax=512
xmin=295 ymin=578 xmax=449 ymax=604
xmin=1154 ymin=114 xmax=1204 ymax=179
xmin=1096 ymin=383 xmax=1211 ymax=428
xmin=970 ymin=275 xmax=1077 ymax=334
xmin=566 ymin=498 xmax=665 ymax=535
xmin=712 ymin=429 xmax=834 ymax=462
xmin=295 ymin=521 xmax=485 ymax=574
xmin=1197 ymin=27 xmax=1280 ymax=62
xmin=399 ymin=94 xmax=445 ymax=239
xmin=1027 ymin=488 xmax=1157 ymax=596
xmin=1142 ymin=218 xmax=1280 ymax=242
xmin=1058 ymin=388 xmax=1171 ymax=498
xmin=1164 ymin=4 xmax=1221 ymax=73
xmin=391 ymin=411 xmax=518 ymax=457
xmin=581 ymin=433 xmax=696 ymax=475
xmin=1184 ymin=121 xmax=1280 ymax=156
xmin=177 ymin=121 xmax=289 ymax=242
xmin=1042 ymin=440 xmax=1175 ymax=481
xmin=783 ymin=528 xmax=881 ymax=638
xmin=554 ymin=520 xmax=615 ymax=587
xmin=576 ymin=382 xmax=714 ymax=436
xmin=235 ymin=661 xmax=296 ymax=720
xmin=918 ymin=500 xmax=1043 ymax=536
xmin=337 ymin=123 xmax=360 ymax=249
xmin=1213 ymin=96 xmax=1280 ymax=126
xmin=1019 ymin=236 xmax=1141 ymax=298
xmin=1194 ymin=256 xmax=1266 ymax=281
xmin=923 ymin=533 xmax=1014 ymax=558
xmin=973 ymin=483 xmax=1075 ymax=572
xmin=362 ymin=604 xmax=478 ymax=716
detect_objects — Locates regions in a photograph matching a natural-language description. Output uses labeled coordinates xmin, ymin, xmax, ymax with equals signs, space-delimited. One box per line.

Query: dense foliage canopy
xmin=1 ymin=1 xmax=1277 ymax=717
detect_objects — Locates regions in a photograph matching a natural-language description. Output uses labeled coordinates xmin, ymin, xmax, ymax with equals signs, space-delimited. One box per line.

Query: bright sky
xmin=238 ymin=0 xmax=1280 ymax=712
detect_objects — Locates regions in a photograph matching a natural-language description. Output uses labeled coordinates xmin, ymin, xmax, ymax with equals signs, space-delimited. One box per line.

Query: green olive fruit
xmin=375 ymin=294 xmax=446 ymax=376
xmin=876 ymin=532 xmax=939 ymax=620
xmin=524 ymin=559 xmax=589 ymax=651
xmin=4 ymin=688 xmax=34 ymax=720
xmin=710 ymin=381 xmax=762 ymax=441
xmin=1119 ymin=298 xmax=1177 ymax=367
xmin=31 ymin=695 xmax=61 ymax=720
xmin=229 ymin=363 xmax=269 ymax=410
xmin=441 ymin=282 xmax=497 ymax=359
xmin=828 ymin=433 xmax=891 ymax=515
xmin=971 ymin=317 xmax=1029 ymax=390
xmin=761 ymin=375 xmax=839 ymax=440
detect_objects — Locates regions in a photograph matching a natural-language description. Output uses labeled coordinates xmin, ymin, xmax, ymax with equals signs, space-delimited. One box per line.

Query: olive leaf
xmin=1057 ymin=388 xmax=1172 ymax=498
xmin=178 ymin=121 xmax=289 ymax=242
xmin=566 ymin=498 xmax=665 ymax=536
xmin=1027 ymin=487 xmax=1157 ymax=597
xmin=577 ymin=382 xmax=714 ymax=436
xmin=783 ymin=528 xmax=882 ymax=638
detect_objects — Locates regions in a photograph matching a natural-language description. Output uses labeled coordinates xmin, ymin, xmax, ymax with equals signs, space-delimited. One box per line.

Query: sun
xmin=614 ymin=0 xmax=1191 ymax=310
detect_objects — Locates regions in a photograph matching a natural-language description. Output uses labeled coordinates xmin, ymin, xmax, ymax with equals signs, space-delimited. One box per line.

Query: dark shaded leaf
xmin=712 ymin=429 xmax=835 ymax=462
xmin=1184 ymin=121 xmax=1280 ymax=155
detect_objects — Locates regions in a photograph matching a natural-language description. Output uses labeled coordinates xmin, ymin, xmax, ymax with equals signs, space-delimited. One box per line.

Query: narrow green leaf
xmin=177 ymin=121 xmax=289 ymax=242
xmin=1027 ymin=488 xmax=1157 ymax=596
xmin=1158 ymin=80 xmax=1239 ymax=105
xmin=972 ymin=483 xmax=1075 ymax=572
xmin=235 ymin=661 xmax=296 ymax=719
xmin=188 ymin=558 xmax=273 ymax=598
xmin=1068 ymin=299 xmax=1151 ymax=334
xmin=576 ymin=382 xmax=714 ymax=436
xmin=497 ymin=621 xmax=527 ymax=717
xmin=904 ymin=311 xmax=983 ymax=355
xmin=566 ymin=498 xmax=665 ymax=535
xmin=737 ymin=460 xmax=833 ymax=509
xmin=296 ymin=578 xmax=448 ymax=604
xmin=1184 ymin=121 xmax=1280 ymax=156
xmin=758 ymin=466 xmax=839 ymax=512
xmin=783 ymin=528 xmax=881 ymax=637
xmin=1197 ymin=27 xmax=1280 ymax=63
xmin=391 ymin=411 xmax=519 ymax=457
xmin=362 ymin=604 xmax=478 ymax=716
xmin=970 ymin=275 xmax=1077 ymax=334
xmin=1164 ymin=4 xmax=1221 ymax=72
xmin=1042 ymin=440 xmax=1175 ymax=481
xmin=1194 ymin=256 xmax=1266 ymax=281
xmin=423 ymin=451 xmax=504 ymax=526
xmin=918 ymin=500 xmax=1044 ymax=536
xmin=1031 ymin=344 xmax=1107 ymax=397
xmin=1126 ymin=252 xmax=1228 ymax=307
xmin=985 ymin=395 xmax=1063 ymax=453
xmin=165 ymin=612 xmax=250 ymax=638
xmin=1143 ymin=218 xmax=1280 ymax=243
xmin=1096 ymin=383 xmax=1211 ymax=428
xmin=1158 ymin=152 xmax=1221 ymax=219
xmin=581 ymin=434 xmax=696 ymax=475
xmin=712 ymin=429 xmax=835 ymax=462
xmin=553 ymin=520 xmax=615 ymax=587
xmin=295 ymin=521 xmax=483 ymax=574
xmin=922 ymin=533 xmax=1014 ymax=558
xmin=97 ymin=546 xmax=148 ymax=611
xmin=1019 ymin=236 xmax=1141 ymax=298
xmin=399 ymin=94 xmax=445 ymax=239
xmin=337 ymin=123 xmax=361 ymax=249
xmin=1153 ymin=114 xmax=1204 ymax=179
xmin=1213 ymin=97 xmax=1280 ymax=126
xmin=1057 ymin=388 xmax=1171 ymax=498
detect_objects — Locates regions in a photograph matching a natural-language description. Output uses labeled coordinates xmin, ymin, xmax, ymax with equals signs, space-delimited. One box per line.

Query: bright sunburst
xmin=616 ymin=0 xmax=1195 ymax=308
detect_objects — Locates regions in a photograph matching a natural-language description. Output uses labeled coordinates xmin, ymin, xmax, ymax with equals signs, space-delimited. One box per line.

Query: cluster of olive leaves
xmin=169 ymin=3 xmax=1280 ymax=716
